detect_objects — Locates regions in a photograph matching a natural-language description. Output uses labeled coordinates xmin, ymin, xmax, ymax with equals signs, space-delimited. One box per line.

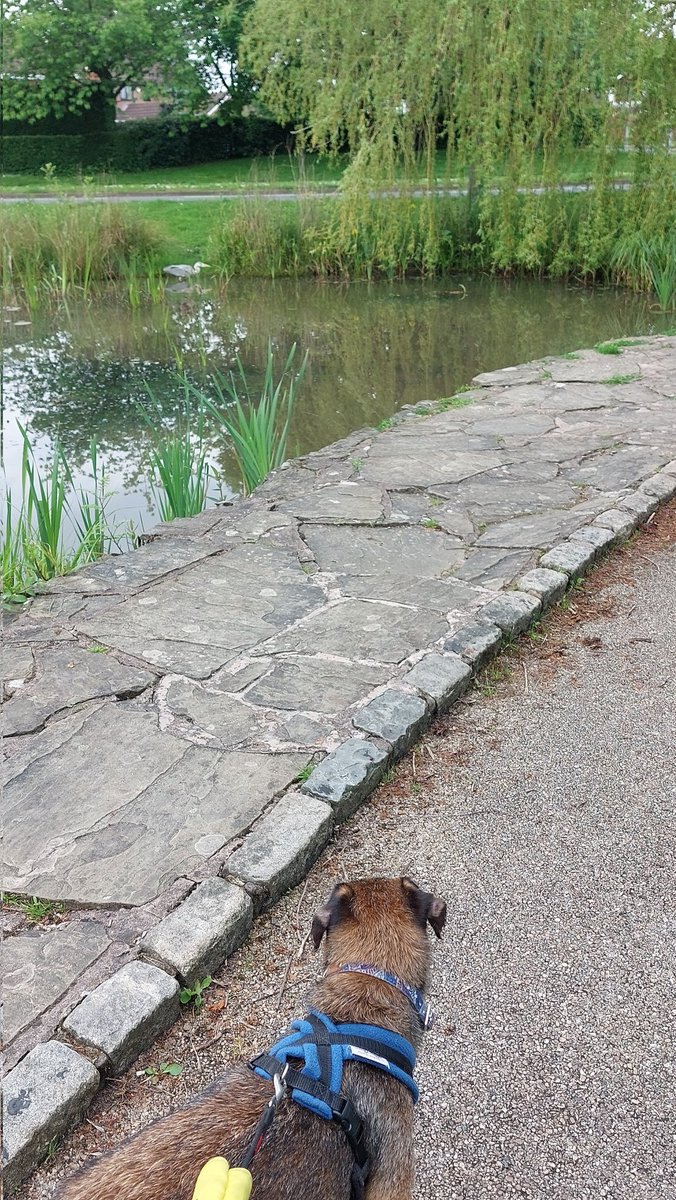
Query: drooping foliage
xmin=241 ymin=0 xmax=676 ymax=276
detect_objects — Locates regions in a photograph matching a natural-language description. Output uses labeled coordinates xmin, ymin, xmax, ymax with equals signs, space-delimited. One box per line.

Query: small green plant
xmin=595 ymin=339 xmax=643 ymax=355
xmin=479 ymin=662 xmax=513 ymax=696
xmin=45 ymin=1135 xmax=61 ymax=1161
xmin=142 ymin=389 xmax=213 ymax=521
xmin=382 ymin=767 xmax=396 ymax=784
xmin=526 ymin=621 xmax=546 ymax=644
xmin=376 ymin=417 xmax=394 ymax=431
xmin=180 ymin=976 xmax=212 ymax=1009
xmin=296 ymin=761 xmax=314 ymax=783
xmin=40 ymin=162 xmax=58 ymax=182
xmin=192 ymin=344 xmax=307 ymax=495
xmin=351 ymin=457 xmax=364 ymax=472
xmin=144 ymin=1061 xmax=183 ymax=1080
xmin=422 ymin=517 xmax=441 ymax=529
xmin=3 ymin=893 xmax=63 ymax=923
xmin=562 ymin=351 xmax=581 ymax=360
xmin=602 ymin=373 xmax=640 ymax=385
xmin=87 ymin=645 xmax=108 ymax=654
xmin=428 ymin=496 xmax=444 ymax=507
xmin=436 ymin=394 xmax=474 ymax=412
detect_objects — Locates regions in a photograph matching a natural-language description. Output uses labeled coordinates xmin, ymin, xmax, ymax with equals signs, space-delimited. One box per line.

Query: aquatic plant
xmin=612 ymin=234 xmax=676 ymax=311
xmin=2 ymin=429 xmax=132 ymax=604
xmin=1 ymin=202 xmax=163 ymax=305
xmin=141 ymin=390 xmax=214 ymax=521
xmin=188 ymin=343 xmax=307 ymax=494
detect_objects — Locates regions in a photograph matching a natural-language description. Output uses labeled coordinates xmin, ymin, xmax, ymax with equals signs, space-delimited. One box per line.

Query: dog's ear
xmin=401 ymin=877 xmax=447 ymax=939
xmin=310 ymin=881 xmax=354 ymax=949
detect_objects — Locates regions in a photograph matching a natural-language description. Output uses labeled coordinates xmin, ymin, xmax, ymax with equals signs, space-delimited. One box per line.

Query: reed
xmin=611 ymin=233 xmax=676 ymax=309
xmin=191 ymin=344 xmax=308 ymax=494
xmin=2 ymin=430 xmax=129 ymax=604
xmin=141 ymin=390 xmax=214 ymax=521
xmin=1 ymin=202 xmax=163 ymax=305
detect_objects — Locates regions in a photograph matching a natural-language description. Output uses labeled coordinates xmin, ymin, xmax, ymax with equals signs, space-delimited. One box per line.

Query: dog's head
xmin=310 ymin=876 xmax=446 ymax=987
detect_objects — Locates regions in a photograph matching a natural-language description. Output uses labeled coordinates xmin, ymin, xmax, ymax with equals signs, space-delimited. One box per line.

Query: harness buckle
xmin=332 ymin=1096 xmax=369 ymax=1170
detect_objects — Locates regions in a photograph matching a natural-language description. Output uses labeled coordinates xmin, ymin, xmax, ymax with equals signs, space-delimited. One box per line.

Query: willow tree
xmin=241 ymin=0 xmax=676 ymax=279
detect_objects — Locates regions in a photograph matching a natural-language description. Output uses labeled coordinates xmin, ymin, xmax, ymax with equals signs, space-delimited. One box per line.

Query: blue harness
xmin=252 ymin=1009 xmax=418 ymax=1117
xmin=249 ymin=968 xmax=429 ymax=1196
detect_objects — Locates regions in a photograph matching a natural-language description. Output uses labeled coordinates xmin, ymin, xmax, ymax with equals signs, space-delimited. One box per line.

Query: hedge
xmin=1 ymin=115 xmax=292 ymax=175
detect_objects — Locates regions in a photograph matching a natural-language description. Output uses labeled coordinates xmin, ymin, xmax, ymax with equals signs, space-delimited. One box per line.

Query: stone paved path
xmin=3 ymin=336 xmax=676 ymax=1095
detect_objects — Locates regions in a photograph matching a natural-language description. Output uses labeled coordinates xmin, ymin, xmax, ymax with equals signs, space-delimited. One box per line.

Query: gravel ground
xmin=19 ymin=506 xmax=676 ymax=1200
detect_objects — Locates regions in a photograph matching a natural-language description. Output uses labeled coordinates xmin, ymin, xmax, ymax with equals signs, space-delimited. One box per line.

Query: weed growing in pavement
xmin=423 ymin=517 xmax=441 ymax=529
xmin=296 ymin=761 xmax=315 ymax=783
xmin=351 ymin=458 xmax=364 ymax=472
xmin=436 ymin=394 xmax=474 ymax=412
xmin=595 ymin=338 xmax=643 ymax=355
xmin=478 ymin=661 xmax=513 ymax=696
xmin=143 ymin=1062 xmax=183 ymax=1080
xmin=3 ymin=893 xmax=64 ymax=923
xmin=376 ymin=417 xmax=394 ymax=431
xmin=179 ymin=976 xmax=212 ymax=1010
xmin=602 ymin=373 xmax=641 ymax=385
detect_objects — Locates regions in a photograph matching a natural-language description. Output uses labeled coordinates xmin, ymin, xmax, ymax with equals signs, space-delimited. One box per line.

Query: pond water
xmin=2 ymin=276 xmax=671 ymax=540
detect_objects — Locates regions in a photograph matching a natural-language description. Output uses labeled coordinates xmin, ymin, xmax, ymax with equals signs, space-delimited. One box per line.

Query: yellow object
xmin=192 ymin=1156 xmax=252 ymax=1200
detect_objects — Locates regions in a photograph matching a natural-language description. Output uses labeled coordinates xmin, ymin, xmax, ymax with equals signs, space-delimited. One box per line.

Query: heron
xmin=162 ymin=261 xmax=211 ymax=279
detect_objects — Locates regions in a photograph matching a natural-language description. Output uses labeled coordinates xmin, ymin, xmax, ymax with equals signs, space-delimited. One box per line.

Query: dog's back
xmin=56 ymin=877 xmax=445 ymax=1200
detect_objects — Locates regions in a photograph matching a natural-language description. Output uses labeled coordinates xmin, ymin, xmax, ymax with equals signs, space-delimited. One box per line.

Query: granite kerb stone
xmin=301 ymin=737 xmax=390 ymax=822
xmin=352 ymin=688 xmax=431 ymax=757
xmin=225 ymin=791 xmax=334 ymax=912
xmin=61 ymin=960 xmax=180 ymax=1074
xmin=2 ymin=1041 xmax=100 ymax=1196
xmin=402 ymin=654 xmax=471 ymax=712
xmin=138 ymin=878 xmax=253 ymax=984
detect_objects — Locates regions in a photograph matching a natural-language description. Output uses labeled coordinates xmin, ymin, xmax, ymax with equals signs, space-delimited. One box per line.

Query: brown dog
xmin=56 ymin=876 xmax=446 ymax=1200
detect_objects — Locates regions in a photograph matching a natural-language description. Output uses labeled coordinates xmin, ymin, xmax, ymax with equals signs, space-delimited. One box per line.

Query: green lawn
xmin=0 ymin=154 xmax=345 ymax=195
xmin=134 ymin=199 xmax=230 ymax=261
xmin=0 ymin=148 xmax=635 ymax=197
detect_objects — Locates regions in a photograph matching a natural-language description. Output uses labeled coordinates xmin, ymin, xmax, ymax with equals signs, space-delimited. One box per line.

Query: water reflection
xmin=2 ymin=276 xmax=670 ymax=534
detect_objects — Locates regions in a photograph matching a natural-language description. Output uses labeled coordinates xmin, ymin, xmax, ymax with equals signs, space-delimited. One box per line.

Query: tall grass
xmin=1 ymin=202 xmax=164 ymax=306
xmin=191 ymin=343 xmax=308 ymax=494
xmin=612 ymin=233 xmax=676 ymax=310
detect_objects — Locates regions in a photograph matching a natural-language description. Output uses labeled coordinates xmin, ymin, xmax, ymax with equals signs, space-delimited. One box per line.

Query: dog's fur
xmin=56 ymin=877 xmax=446 ymax=1200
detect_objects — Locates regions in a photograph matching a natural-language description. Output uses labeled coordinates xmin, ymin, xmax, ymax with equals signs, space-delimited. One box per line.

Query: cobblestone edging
xmin=3 ymin=339 xmax=676 ymax=1192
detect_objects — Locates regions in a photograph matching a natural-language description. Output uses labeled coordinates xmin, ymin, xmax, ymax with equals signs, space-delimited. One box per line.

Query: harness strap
xmin=303 ymin=1013 xmax=414 ymax=1075
xmin=250 ymin=1054 xmax=369 ymax=1173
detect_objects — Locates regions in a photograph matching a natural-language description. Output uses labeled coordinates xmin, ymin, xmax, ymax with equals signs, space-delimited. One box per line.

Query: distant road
xmin=0 ymin=181 xmax=632 ymax=204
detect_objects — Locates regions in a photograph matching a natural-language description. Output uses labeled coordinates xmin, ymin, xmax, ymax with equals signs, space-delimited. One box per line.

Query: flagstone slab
xmin=561 ymin=446 xmax=668 ymax=490
xmin=244 ymin=656 xmax=388 ymax=714
xmin=361 ymin=442 xmax=503 ymax=487
xmin=300 ymin=523 xmax=464 ymax=579
xmin=74 ymin=545 xmax=325 ymax=677
xmin=3 ymin=644 xmax=154 ymax=737
xmin=3 ymin=701 xmax=305 ymax=905
xmin=433 ymin=477 xmax=578 ymax=522
xmin=260 ymin=598 xmax=449 ymax=664
xmin=277 ymin=482 xmax=386 ymax=524
xmin=163 ymin=678 xmax=263 ymax=746
xmin=3 ymin=922 xmax=110 ymax=1044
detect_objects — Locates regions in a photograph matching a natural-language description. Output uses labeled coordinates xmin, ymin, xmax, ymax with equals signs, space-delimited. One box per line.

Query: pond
xmin=2 ymin=276 xmax=672 ymax=542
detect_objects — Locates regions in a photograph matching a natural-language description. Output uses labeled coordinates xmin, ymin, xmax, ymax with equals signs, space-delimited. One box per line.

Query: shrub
xmin=2 ymin=115 xmax=291 ymax=175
